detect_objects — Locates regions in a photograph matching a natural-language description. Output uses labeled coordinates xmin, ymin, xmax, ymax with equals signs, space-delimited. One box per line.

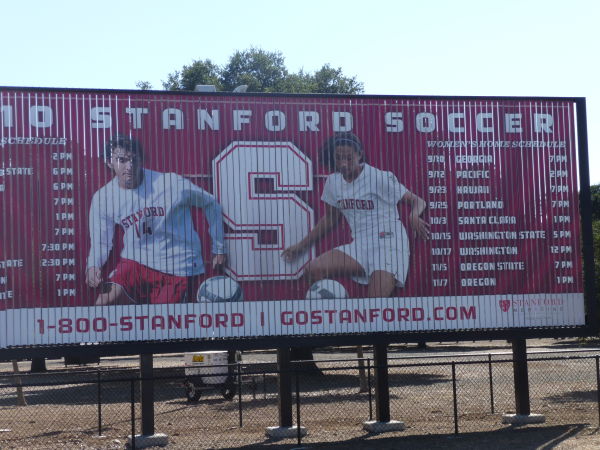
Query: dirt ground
xmin=1 ymin=337 xmax=600 ymax=449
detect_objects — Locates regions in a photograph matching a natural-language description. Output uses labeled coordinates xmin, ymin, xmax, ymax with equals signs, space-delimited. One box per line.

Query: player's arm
xmin=282 ymin=203 xmax=342 ymax=262
xmin=212 ymin=253 xmax=227 ymax=271
xmin=201 ymin=196 xmax=227 ymax=270
xmin=95 ymin=283 xmax=127 ymax=306
xmin=86 ymin=267 xmax=103 ymax=288
xmin=401 ymin=191 xmax=430 ymax=240
xmin=186 ymin=180 xmax=227 ymax=268
xmin=86 ymin=193 xmax=115 ymax=287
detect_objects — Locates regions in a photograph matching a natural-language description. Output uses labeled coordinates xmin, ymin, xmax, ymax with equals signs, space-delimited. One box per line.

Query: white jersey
xmin=86 ymin=169 xmax=225 ymax=276
xmin=321 ymin=163 xmax=408 ymax=239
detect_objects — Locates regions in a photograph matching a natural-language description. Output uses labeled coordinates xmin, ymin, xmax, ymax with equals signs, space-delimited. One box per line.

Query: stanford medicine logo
xmin=499 ymin=299 xmax=511 ymax=312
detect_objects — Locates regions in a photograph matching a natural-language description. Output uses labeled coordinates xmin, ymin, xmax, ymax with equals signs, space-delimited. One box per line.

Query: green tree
xmin=591 ymin=184 xmax=600 ymax=294
xmin=272 ymin=70 xmax=316 ymax=93
xmin=157 ymin=47 xmax=363 ymax=94
xmin=221 ymin=48 xmax=288 ymax=92
xmin=593 ymin=220 xmax=600 ymax=270
xmin=312 ymin=64 xmax=364 ymax=94
xmin=135 ymin=81 xmax=153 ymax=90
xmin=591 ymin=184 xmax=600 ymax=222
xmin=273 ymin=65 xmax=364 ymax=94
xmin=162 ymin=59 xmax=222 ymax=91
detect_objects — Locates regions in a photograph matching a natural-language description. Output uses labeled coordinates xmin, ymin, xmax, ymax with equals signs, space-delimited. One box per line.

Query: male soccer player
xmin=86 ymin=134 xmax=226 ymax=305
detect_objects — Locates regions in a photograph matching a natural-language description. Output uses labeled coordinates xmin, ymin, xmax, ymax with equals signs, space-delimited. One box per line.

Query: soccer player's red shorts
xmin=108 ymin=259 xmax=200 ymax=304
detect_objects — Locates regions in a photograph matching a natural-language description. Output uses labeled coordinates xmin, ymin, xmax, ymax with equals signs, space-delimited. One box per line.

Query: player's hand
xmin=281 ymin=244 xmax=304 ymax=262
xmin=86 ymin=267 xmax=103 ymax=288
xmin=409 ymin=214 xmax=431 ymax=240
xmin=95 ymin=283 xmax=129 ymax=306
xmin=212 ymin=254 xmax=227 ymax=271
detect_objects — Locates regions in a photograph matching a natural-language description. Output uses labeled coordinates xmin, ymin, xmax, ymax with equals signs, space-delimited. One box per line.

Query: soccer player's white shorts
xmin=335 ymin=222 xmax=410 ymax=287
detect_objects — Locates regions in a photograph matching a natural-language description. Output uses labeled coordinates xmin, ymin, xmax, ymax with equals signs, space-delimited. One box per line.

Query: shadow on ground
xmin=234 ymin=424 xmax=597 ymax=450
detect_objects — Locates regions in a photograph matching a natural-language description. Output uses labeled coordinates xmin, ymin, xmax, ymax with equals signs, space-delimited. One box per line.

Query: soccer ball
xmin=305 ymin=279 xmax=348 ymax=300
xmin=197 ymin=276 xmax=243 ymax=302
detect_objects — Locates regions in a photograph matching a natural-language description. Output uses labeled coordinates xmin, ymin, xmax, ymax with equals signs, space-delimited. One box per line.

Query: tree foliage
xmin=590 ymin=184 xmax=600 ymax=306
xmin=220 ymin=48 xmax=288 ymax=92
xmin=593 ymin=220 xmax=600 ymax=268
xmin=135 ymin=81 xmax=152 ymax=90
xmin=312 ymin=64 xmax=364 ymax=94
xmin=163 ymin=59 xmax=222 ymax=91
xmin=159 ymin=47 xmax=363 ymax=94
xmin=591 ymin=184 xmax=600 ymax=222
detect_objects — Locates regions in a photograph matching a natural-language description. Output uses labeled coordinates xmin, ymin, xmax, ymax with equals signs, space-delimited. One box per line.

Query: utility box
xmin=184 ymin=351 xmax=229 ymax=385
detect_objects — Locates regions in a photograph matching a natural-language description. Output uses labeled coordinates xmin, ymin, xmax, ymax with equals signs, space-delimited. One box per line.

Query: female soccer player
xmin=282 ymin=132 xmax=430 ymax=297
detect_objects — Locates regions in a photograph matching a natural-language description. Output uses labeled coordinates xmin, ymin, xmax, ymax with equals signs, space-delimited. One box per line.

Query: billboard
xmin=0 ymin=87 xmax=594 ymax=353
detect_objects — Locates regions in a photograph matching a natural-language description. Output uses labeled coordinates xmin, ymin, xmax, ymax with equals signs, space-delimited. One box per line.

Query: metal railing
xmin=1 ymin=349 xmax=599 ymax=448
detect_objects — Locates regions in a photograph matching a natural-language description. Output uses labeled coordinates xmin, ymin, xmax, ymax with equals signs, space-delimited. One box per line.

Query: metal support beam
xmin=512 ymin=339 xmax=530 ymax=415
xmin=277 ymin=348 xmax=293 ymax=427
xmin=140 ymin=353 xmax=155 ymax=436
xmin=373 ymin=343 xmax=390 ymax=422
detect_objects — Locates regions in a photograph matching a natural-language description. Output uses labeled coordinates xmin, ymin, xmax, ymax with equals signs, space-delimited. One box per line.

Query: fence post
xmin=250 ymin=376 xmax=257 ymax=400
xmin=295 ymin=368 xmax=302 ymax=446
xmin=596 ymin=356 xmax=600 ymax=428
xmin=97 ymin=371 xmax=102 ymax=436
xmin=130 ymin=379 xmax=136 ymax=450
xmin=11 ymin=360 xmax=26 ymax=406
xmin=452 ymin=362 xmax=459 ymax=435
xmin=357 ymin=345 xmax=368 ymax=392
xmin=488 ymin=354 xmax=495 ymax=414
xmin=237 ymin=362 xmax=243 ymax=428
xmin=367 ymin=358 xmax=373 ymax=421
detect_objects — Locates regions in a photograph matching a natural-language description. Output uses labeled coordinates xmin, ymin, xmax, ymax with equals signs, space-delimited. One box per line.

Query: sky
xmin=2 ymin=0 xmax=598 ymax=184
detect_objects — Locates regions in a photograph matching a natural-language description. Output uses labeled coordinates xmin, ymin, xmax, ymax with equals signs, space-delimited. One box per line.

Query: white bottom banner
xmin=0 ymin=293 xmax=586 ymax=348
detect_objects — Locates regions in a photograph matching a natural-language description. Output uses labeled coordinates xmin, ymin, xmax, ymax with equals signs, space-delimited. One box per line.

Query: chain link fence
xmin=1 ymin=348 xmax=600 ymax=448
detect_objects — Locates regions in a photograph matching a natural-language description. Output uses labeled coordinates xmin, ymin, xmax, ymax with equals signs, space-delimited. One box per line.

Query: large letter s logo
xmin=213 ymin=142 xmax=314 ymax=280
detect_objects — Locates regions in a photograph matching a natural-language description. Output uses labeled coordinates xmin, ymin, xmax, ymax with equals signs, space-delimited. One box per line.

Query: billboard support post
xmin=267 ymin=347 xmax=308 ymax=439
xmin=363 ymin=343 xmax=405 ymax=432
xmin=30 ymin=358 xmax=46 ymax=373
xmin=374 ymin=343 xmax=390 ymax=422
xmin=512 ymin=340 xmax=530 ymax=415
xmin=501 ymin=339 xmax=546 ymax=424
xmin=129 ymin=354 xmax=169 ymax=448
xmin=140 ymin=354 xmax=155 ymax=436
xmin=277 ymin=347 xmax=293 ymax=427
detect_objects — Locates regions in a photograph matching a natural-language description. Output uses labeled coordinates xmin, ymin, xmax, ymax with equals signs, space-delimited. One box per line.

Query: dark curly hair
xmin=321 ymin=132 xmax=365 ymax=170
xmin=104 ymin=134 xmax=144 ymax=162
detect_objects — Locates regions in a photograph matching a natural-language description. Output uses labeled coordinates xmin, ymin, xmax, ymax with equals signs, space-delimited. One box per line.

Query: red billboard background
xmin=0 ymin=89 xmax=588 ymax=348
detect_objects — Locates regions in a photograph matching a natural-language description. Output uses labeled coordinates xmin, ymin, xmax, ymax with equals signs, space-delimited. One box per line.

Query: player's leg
xmin=95 ymin=282 xmax=135 ymax=305
xmin=151 ymin=272 xmax=189 ymax=304
xmin=303 ymin=249 xmax=365 ymax=285
xmin=367 ymin=270 xmax=397 ymax=298
xmin=95 ymin=259 xmax=141 ymax=305
xmin=364 ymin=226 xmax=410 ymax=297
